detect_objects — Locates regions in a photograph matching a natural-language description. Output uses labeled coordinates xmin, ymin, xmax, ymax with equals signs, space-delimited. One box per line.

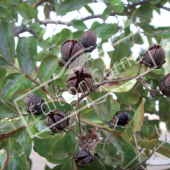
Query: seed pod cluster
xmin=106 ymin=111 xmax=129 ymax=129
xmin=67 ymin=67 xmax=94 ymax=94
xmin=75 ymin=128 xmax=102 ymax=167
xmin=46 ymin=109 xmax=69 ymax=133
xmin=24 ymin=93 xmax=46 ymax=115
xmin=58 ymin=30 xmax=97 ymax=67
xmin=159 ymin=73 xmax=170 ymax=97
xmin=144 ymin=44 xmax=166 ymax=69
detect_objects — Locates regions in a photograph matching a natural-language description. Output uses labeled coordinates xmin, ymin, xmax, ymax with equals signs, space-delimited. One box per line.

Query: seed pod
xmin=80 ymin=30 xmax=97 ymax=53
xmin=106 ymin=111 xmax=128 ymax=129
xmin=145 ymin=45 xmax=166 ymax=69
xmin=67 ymin=67 xmax=93 ymax=94
xmin=75 ymin=150 xmax=94 ymax=167
xmin=159 ymin=73 xmax=170 ymax=97
xmin=46 ymin=109 xmax=69 ymax=133
xmin=24 ymin=93 xmax=46 ymax=115
xmin=116 ymin=111 xmax=129 ymax=126
xmin=60 ymin=40 xmax=84 ymax=66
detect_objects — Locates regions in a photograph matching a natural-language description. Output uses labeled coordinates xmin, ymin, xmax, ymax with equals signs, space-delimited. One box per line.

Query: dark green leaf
xmin=102 ymin=7 xmax=111 ymax=21
xmin=133 ymin=33 xmax=144 ymax=44
xmin=72 ymin=20 xmax=87 ymax=31
xmin=57 ymin=0 xmax=91 ymax=14
xmin=39 ymin=55 xmax=58 ymax=83
xmin=0 ymin=149 xmax=7 ymax=170
xmin=84 ymin=5 xmax=94 ymax=15
xmin=0 ymin=138 xmax=27 ymax=170
xmin=0 ymin=21 xmax=14 ymax=63
xmin=121 ymin=98 xmax=145 ymax=141
xmin=17 ymin=37 xmax=37 ymax=75
xmin=110 ymin=0 xmax=124 ymax=13
xmin=19 ymin=2 xmax=38 ymax=19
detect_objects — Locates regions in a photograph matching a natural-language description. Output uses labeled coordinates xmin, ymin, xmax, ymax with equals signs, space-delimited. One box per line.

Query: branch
xmin=78 ymin=117 xmax=121 ymax=138
xmin=13 ymin=26 xmax=39 ymax=38
xmin=0 ymin=126 xmax=26 ymax=142
xmin=155 ymin=4 xmax=170 ymax=12
xmin=39 ymin=12 xmax=116 ymax=26
xmin=128 ymin=0 xmax=149 ymax=8
xmin=33 ymin=0 xmax=49 ymax=7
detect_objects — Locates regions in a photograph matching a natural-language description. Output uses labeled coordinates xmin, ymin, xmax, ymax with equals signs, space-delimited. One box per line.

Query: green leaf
xmin=8 ymin=0 xmax=21 ymax=5
xmin=91 ymin=22 xmax=117 ymax=39
xmin=0 ymin=69 xmax=6 ymax=79
xmin=0 ymin=21 xmax=14 ymax=63
xmin=17 ymin=37 xmax=37 ymax=75
xmin=116 ymin=88 xmax=140 ymax=105
xmin=39 ymin=55 xmax=58 ymax=83
xmin=110 ymin=0 xmax=124 ymax=13
xmin=13 ymin=129 xmax=32 ymax=157
xmin=102 ymin=7 xmax=111 ymax=21
xmin=104 ymin=79 xmax=137 ymax=93
xmin=84 ymin=5 xmax=94 ymax=15
xmin=19 ymin=2 xmax=38 ymax=19
xmin=87 ymin=92 xmax=120 ymax=122
xmin=0 ymin=57 xmax=11 ymax=68
xmin=0 ymin=138 xmax=27 ymax=170
xmin=0 ymin=149 xmax=7 ymax=170
xmin=0 ymin=101 xmax=19 ymax=119
xmin=133 ymin=33 xmax=144 ymax=44
xmin=57 ymin=0 xmax=91 ymax=14
xmin=149 ymin=0 xmax=161 ymax=5
xmin=0 ymin=73 xmax=25 ymax=99
xmin=34 ymin=135 xmax=60 ymax=162
xmin=72 ymin=20 xmax=87 ymax=31
xmin=104 ymin=131 xmax=137 ymax=167
xmin=0 ymin=120 xmax=16 ymax=134
xmin=52 ymin=133 xmax=77 ymax=161
xmin=138 ymin=139 xmax=170 ymax=158
xmin=121 ymin=98 xmax=145 ymax=141
xmin=30 ymin=22 xmax=41 ymax=33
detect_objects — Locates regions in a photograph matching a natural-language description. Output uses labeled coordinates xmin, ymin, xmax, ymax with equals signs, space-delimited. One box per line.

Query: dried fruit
xmin=24 ymin=93 xmax=46 ymax=115
xmin=60 ymin=40 xmax=84 ymax=66
xmin=159 ymin=73 xmax=170 ymax=97
xmin=46 ymin=109 xmax=69 ymax=133
xmin=106 ymin=111 xmax=128 ymax=129
xmin=75 ymin=150 xmax=94 ymax=167
xmin=145 ymin=44 xmax=166 ymax=69
xmin=67 ymin=67 xmax=93 ymax=94
xmin=80 ymin=30 xmax=97 ymax=53
xmin=78 ymin=128 xmax=103 ymax=152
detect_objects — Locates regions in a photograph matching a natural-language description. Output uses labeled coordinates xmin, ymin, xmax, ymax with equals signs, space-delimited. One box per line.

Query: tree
xmin=0 ymin=0 xmax=170 ymax=169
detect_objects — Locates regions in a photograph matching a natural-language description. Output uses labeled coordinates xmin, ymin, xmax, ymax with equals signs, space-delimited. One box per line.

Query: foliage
xmin=0 ymin=0 xmax=170 ymax=170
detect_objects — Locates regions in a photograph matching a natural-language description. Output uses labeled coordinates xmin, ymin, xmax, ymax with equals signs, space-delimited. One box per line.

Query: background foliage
xmin=0 ymin=0 xmax=170 ymax=169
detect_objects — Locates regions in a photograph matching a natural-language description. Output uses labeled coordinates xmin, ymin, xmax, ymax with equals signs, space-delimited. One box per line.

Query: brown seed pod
xmin=78 ymin=128 xmax=102 ymax=152
xmin=159 ymin=73 xmax=170 ymax=97
xmin=60 ymin=40 xmax=84 ymax=66
xmin=46 ymin=109 xmax=69 ymax=133
xmin=67 ymin=67 xmax=93 ymax=94
xmin=80 ymin=30 xmax=97 ymax=53
xmin=24 ymin=93 xmax=46 ymax=115
xmin=106 ymin=111 xmax=128 ymax=129
xmin=75 ymin=150 xmax=94 ymax=167
xmin=145 ymin=44 xmax=166 ymax=69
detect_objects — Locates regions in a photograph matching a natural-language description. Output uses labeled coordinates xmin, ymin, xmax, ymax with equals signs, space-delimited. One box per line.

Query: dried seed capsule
xmin=60 ymin=40 xmax=84 ymax=66
xmin=106 ymin=111 xmax=128 ymax=129
xmin=80 ymin=30 xmax=97 ymax=53
xmin=159 ymin=73 xmax=170 ymax=97
xmin=75 ymin=150 xmax=94 ymax=167
xmin=24 ymin=93 xmax=46 ymax=115
xmin=67 ymin=67 xmax=93 ymax=94
xmin=46 ymin=109 xmax=69 ymax=133
xmin=145 ymin=44 xmax=166 ymax=69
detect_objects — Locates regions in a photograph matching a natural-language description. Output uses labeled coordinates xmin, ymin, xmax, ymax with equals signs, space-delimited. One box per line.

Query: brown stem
xmin=0 ymin=126 xmax=26 ymax=142
xmin=12 ymin=64 xmax=55 ymax=100
xmin=78 ymin=117 xmax=121 ymax=138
